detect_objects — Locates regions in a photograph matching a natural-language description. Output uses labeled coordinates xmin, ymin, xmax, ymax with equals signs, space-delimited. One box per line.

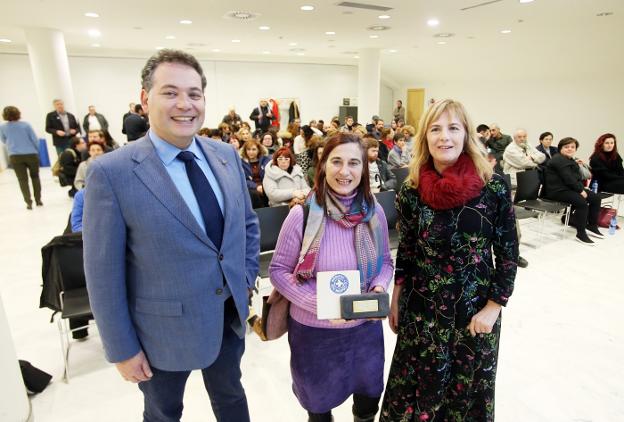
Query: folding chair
xmin=514 ymin=170 xmax=571 ymax=238
xmin=255 ymin=205 xmax=290 ymax=278
xmin=374 ymin=190 xmax=399 ymax=250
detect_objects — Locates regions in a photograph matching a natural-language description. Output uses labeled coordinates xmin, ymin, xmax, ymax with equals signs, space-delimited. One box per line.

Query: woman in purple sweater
xmin=269 ymin=133 xmax=394 ymax=422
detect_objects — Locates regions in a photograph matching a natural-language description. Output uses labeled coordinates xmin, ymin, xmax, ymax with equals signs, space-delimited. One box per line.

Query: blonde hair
xmin=239 ymin=139 xmax=268 ymax=161
xmin=407 ymin=99 xmax=492 ymax=188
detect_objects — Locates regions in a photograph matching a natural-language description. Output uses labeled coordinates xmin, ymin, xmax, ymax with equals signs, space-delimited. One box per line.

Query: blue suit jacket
xmin=83 ymin=135 xmax=259 ymax=371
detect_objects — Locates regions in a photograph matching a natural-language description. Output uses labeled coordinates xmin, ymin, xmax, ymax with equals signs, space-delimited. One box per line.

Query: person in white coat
xmin=263 ymin=146 xmax=311 ymax=207
xmin=502 ymin=129 xmax=546 ymax=184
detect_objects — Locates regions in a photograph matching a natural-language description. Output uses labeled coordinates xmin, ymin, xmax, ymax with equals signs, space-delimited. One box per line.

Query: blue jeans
xmin=138 ymin=298 xmax=249 ymax=422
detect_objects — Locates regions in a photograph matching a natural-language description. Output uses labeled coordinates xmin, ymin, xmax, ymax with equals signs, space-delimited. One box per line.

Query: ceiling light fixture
xmin=388 ymin=49 xmax=397 ymax=53
xmin=84 ymin=12 xmax=99 ymax=18
xmin=289 ymin=42 xmax=298 ymax=46
xmin=87 ymin=29 xmax=101 ymax=37
xmin=427 ymin=18 xmax=440 ymax=27
xmin=354 ymin=55 xmax=360 ymax=59
xmin=300 ymin=5 xmax=315 ymax=11
xmin=519 ymin=0 xmax=534 ymax=3
xmin=259 ymin=25 xmax=270 ymax=30
xmin=437 ymin=41 xmax=447 ymax=45
xmin=296 ymin=52 xmax=305 ymax=56
xmin=596 ymin=12 xmax=614 ymax=17
xmin=91 ymin=43 xmax=100 ymax=47
xmin=165 ymin=35 xmax=176 ymax=40
xmin=378 ymin=15 xmax=390 ymax=19
xmin=0 ymin=38 xmax=12 ymax=43
xmin=325 ymin=31 xmax=336 ymax=35
xmin=262 ymin=51 xmax=271 ymax=54
xmin=500 ymin=29 xmax=512 ymax=34
xmin=156 ymin=46 xmax=164 ymax=50
xmin=369 ymin=35 xmax=379 ymax=39
xmin=179 ymin=20 xmax=192 ymax=24
xmin=368 ymin=25 xmax=389 ymax=31
xmin=231 ymin=39 xmax=241 ymax=43
xmin=433 ymin=32 xmax=455 ymax=38
xmin=212 ymin=48 xmax=221 ymax=52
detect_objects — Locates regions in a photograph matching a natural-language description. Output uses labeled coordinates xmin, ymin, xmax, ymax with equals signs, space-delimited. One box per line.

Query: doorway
xmin=406 ymin=89 xmax=425 ymax=129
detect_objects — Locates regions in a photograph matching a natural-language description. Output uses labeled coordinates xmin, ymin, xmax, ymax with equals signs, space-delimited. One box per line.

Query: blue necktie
xmin=177 ymin=151 xmax=224 ymax=249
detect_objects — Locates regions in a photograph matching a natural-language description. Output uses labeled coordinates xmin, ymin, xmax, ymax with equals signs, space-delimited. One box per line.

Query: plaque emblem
xmin=330 ymin=274 xmax=349 ymax=294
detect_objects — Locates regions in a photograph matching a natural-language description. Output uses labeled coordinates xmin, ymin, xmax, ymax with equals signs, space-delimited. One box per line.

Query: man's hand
xmin=467 ymin=300 xmax=501 ymax=337
xmin=56 ymin=130 xmax=66 ymax=137
xmin=388 ymin=284 xmax=403 ymax=334
xmin=115 ymin=350 xmax=153 ymax=383
xmin=69 ymin=128 xmax=77 ymax=135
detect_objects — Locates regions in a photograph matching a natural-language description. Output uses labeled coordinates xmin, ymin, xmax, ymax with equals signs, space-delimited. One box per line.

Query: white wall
xmin=398 ymin=74 xmax=624 ymax=160
xmin=0 ymin=53 xmax=361 ymax=152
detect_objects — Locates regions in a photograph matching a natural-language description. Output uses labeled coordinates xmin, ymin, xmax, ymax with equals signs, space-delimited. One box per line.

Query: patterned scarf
xmin=294 ymin=190 xmax=384 ymax=292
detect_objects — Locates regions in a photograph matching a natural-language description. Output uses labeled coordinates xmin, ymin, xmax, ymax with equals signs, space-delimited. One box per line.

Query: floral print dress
xmin=381 ymin=174 xmax=518 ymax=422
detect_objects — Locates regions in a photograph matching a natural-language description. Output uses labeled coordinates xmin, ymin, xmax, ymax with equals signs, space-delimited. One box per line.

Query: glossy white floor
xmin=1 ymin=167 xmax=623 ymax=422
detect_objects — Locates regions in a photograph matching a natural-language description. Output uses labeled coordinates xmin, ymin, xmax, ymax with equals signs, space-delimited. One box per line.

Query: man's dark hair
xmin=134 ymin=104 xmax=144 ymax=113
xmin=476 ymin=124 xmax=490 ymax=133
xmin=2 ymin=106 xmax=20 ymax=121
xmin=539 ymin=131 xmax=553 ymax=141
xmin=141 ymin=49 xmax=207 ymax=92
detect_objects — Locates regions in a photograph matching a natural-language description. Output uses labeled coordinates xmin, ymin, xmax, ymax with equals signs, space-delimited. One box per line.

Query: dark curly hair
xmin=141 ymin=49 xmax=207 ymax=92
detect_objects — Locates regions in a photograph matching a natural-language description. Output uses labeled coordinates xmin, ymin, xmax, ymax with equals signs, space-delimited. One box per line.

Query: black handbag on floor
xmin=19 ymin=360 xmax=52 ymax=394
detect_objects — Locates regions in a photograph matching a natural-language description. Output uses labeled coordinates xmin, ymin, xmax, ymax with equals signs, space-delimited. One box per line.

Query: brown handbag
xmin=259 ymin=289 xmax=290 ymax=341
xmin=598 ymin=206 xmax=617 ymax=228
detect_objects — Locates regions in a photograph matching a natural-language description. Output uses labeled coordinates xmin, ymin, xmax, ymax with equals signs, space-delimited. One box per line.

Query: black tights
xmin=307 ymin=394 xmax=380 ymax=422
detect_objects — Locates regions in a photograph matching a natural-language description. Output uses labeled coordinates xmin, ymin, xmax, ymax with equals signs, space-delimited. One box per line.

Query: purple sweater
xmin=269 ymin=198 xmax=394 ymax=329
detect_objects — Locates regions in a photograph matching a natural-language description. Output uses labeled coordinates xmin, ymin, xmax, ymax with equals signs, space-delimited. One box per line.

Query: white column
xmin=0 ymin=293 xmax=32 ymax=421
xmin=24 ymin=27 xmax=77 ymax=158
xmin=357 ymin=48 xmax=381 ymax=125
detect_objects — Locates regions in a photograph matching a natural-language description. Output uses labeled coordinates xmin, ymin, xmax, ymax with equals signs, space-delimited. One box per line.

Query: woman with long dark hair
xmin=269 ymin=133 xmax=393 ymax=421
xmin=589 ymin=133 xmax=624 ymax=193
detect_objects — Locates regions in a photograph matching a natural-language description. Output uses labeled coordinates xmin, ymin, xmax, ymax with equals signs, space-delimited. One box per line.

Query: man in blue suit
xmin=83 ymin=49 xmax=259 ymax=422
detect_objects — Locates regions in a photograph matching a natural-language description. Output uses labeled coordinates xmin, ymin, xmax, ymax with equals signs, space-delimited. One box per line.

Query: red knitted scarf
xmin=418 ymin=153 xmax=485 ymax=210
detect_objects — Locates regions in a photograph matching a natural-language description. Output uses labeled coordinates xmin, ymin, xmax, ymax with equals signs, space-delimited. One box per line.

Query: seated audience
xmin=240 ymin=139 xmax=271 ymax=209
xmin=536 ymin=131 xmax=558 ymax=164
xmin=237 ymin=127 xmax=253 ymax=144
xmin=294 ymin=125 xmax=314 ymax=155
xmin=306 ymin=141 xmax=325 ymax=187
xmin=341 ymin=116 xmax=355 ymax=133
xmin=365 ymin=136 xmax=397 ymax=192
xmin=487 ymin=123 xmax=512 ymax=172
xmin=261 ymin=131 xmax=279 ymax=156
xmin=589 ymin=133 xmax=624 ymax=193
xmin=218 ymin=122 xmax=231 ymax=142
xmin=59 ymin=137 xmax=86 ymax=197
xmin=263 ymin=147 xmax=310 ymax=207
xmin=401 ymin=125 xmax=416 ymax=155
xmin=387 ymin=133 xmax=410 ymax=170
xmin=227 ymin=134 xmax=241 ymax=150
xmin=502 ymin=129 xmax=545 ymax=183
xmin=71 ymin=189 xmax=85 ymax=232
xmin=476 ymin=124 xmax=491 ymax=147
xmin=222 ymin=107 xmax=242 ymax=127
xmin=101 ymin=130 xmax=119 ymax=150
xmin=544 ymin=137 xmax=603 ymax=245
xmin=74 ymin=141 xmax=105 ymax=190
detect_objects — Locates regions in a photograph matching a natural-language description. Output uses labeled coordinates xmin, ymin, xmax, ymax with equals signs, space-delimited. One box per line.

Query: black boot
xmin=308 ymin=411 xmax=333 ymax=422
xmin=353 ymin=394 xmax=379 ymax=422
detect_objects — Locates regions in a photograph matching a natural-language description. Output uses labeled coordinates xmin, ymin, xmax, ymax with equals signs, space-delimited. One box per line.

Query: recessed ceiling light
xmin=437 ymin=41 xmax=447 ymax=45
xmin=0 ymin=38 xmax=12 ymax=43
xmin=179 ymin=20 xmax=192 ymax=25
xmin=433 ymin=32 xmax=455 ymax=38
xmin=212 ymin=48 xmax=221 ymax=52
xmin=388 ymin=49 xmax=397 ymax=53
xmin=156 ymin=46 xmax=165 ymax=50
xmin=500 ymin=29 xmax=512 ymax=34
xmin=296 ymin=52 xmax=305 ymax=56
xmin=289 ymin=42 xmax=298 ymax=46
xmin=519 ymin=0 xmax=534 ymax=3
xmin=427 ymin=18 xmax=440 ymax=27
xmin=91 ymin=43 xmax=100 ymax=47
xmin=369 ymin=35 xmax=379 ymax=39
xmin=165 ymin=35 xmax=176 ymax=40
xmin=368 ymin=25 xmax=389 ymax=31
xmin=378 ymin=15 xmax=390 ymax=19
xmin=87 ymin=29 xmax=101 ymax=37
xmin=354 ymin=55 xmax=360 ymax=59
xmin=231 ymin=39 xmax=241 ymax=43
xmin=300 ymin=5 xmax=315 ymax=11
xmin=596 ymin=12 xmax=614 ymax=17
xmin=259 ymin=25 xmax=270 ymax=30
xmin=290 ymin=48 xmax=305 ymax=52
xmin=262 ymin=51 xmax=271 ymax=54
xmin=325 ymin=31 xmax=336 ymax=35
xmin=84 ymin=12 xmax=99 ymax=18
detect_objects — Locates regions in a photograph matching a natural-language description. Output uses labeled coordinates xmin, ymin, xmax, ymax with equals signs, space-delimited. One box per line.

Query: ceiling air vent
xmin=336 ymin=2 xmax=393 ymax=12
xmin=224 ymin=11 xmax=260 ymax=20
xmin=460 ymin=0 xmax=504 ymax=11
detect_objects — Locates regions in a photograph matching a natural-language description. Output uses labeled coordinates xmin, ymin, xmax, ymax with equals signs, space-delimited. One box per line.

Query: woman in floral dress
xmin=380 ymin=99 xmax=518 ymax=422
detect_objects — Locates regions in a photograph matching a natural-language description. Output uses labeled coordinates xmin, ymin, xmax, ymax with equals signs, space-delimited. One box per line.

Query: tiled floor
xmin=1 ymin=168 xmax=623 ymax=421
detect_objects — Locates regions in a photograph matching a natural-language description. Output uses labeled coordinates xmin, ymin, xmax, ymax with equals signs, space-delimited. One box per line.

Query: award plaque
xmin=340 ymin=292 xmax=390 ymax=320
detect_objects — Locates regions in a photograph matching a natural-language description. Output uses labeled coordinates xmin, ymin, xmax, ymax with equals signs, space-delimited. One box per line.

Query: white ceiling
xmin=1 ymin=0 xmax=622 ymax=85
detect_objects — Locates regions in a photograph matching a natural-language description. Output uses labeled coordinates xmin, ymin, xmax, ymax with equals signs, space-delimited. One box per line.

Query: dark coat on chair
xmin=544 ymin=154 xmax=584 ymax=196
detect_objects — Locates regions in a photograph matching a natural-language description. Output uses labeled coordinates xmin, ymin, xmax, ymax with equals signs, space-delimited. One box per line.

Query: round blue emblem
xmin=330 ymin=274 xmax=349 ymax=294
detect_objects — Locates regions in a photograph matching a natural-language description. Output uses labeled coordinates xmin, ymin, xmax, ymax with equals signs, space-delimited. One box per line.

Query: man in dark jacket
xmin=487 ymin=123 xmax=512 ymax=172
xmin=122 ymin=104 xmax=149 ymax=142
xmin=82 ymin=105 xmax=109 ymax=133
xmin=365 ymin=136 xmax=397 ymax=191
xmin=45 ymin=99 xmax=81 ymax=157
xmin=249 ymin=100 xmax=273 ymax=132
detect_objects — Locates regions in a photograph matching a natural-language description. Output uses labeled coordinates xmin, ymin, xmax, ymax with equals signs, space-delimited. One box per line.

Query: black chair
xmin=514 ymin=170 xmax=571 ymax=237
xmin=255 ymin=205 xmax=290 ymax=278
xmin=41 ymin=233 xmax=94 ymax=381
xmin=375 ymin=190 xmax=399 ymax=250
xmin=390 ymin=167 xmax=409 ymax=188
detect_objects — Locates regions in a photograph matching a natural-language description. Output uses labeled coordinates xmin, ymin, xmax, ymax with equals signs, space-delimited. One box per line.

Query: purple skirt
xmin=287 ymin=317 xmax=385 ymax=413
